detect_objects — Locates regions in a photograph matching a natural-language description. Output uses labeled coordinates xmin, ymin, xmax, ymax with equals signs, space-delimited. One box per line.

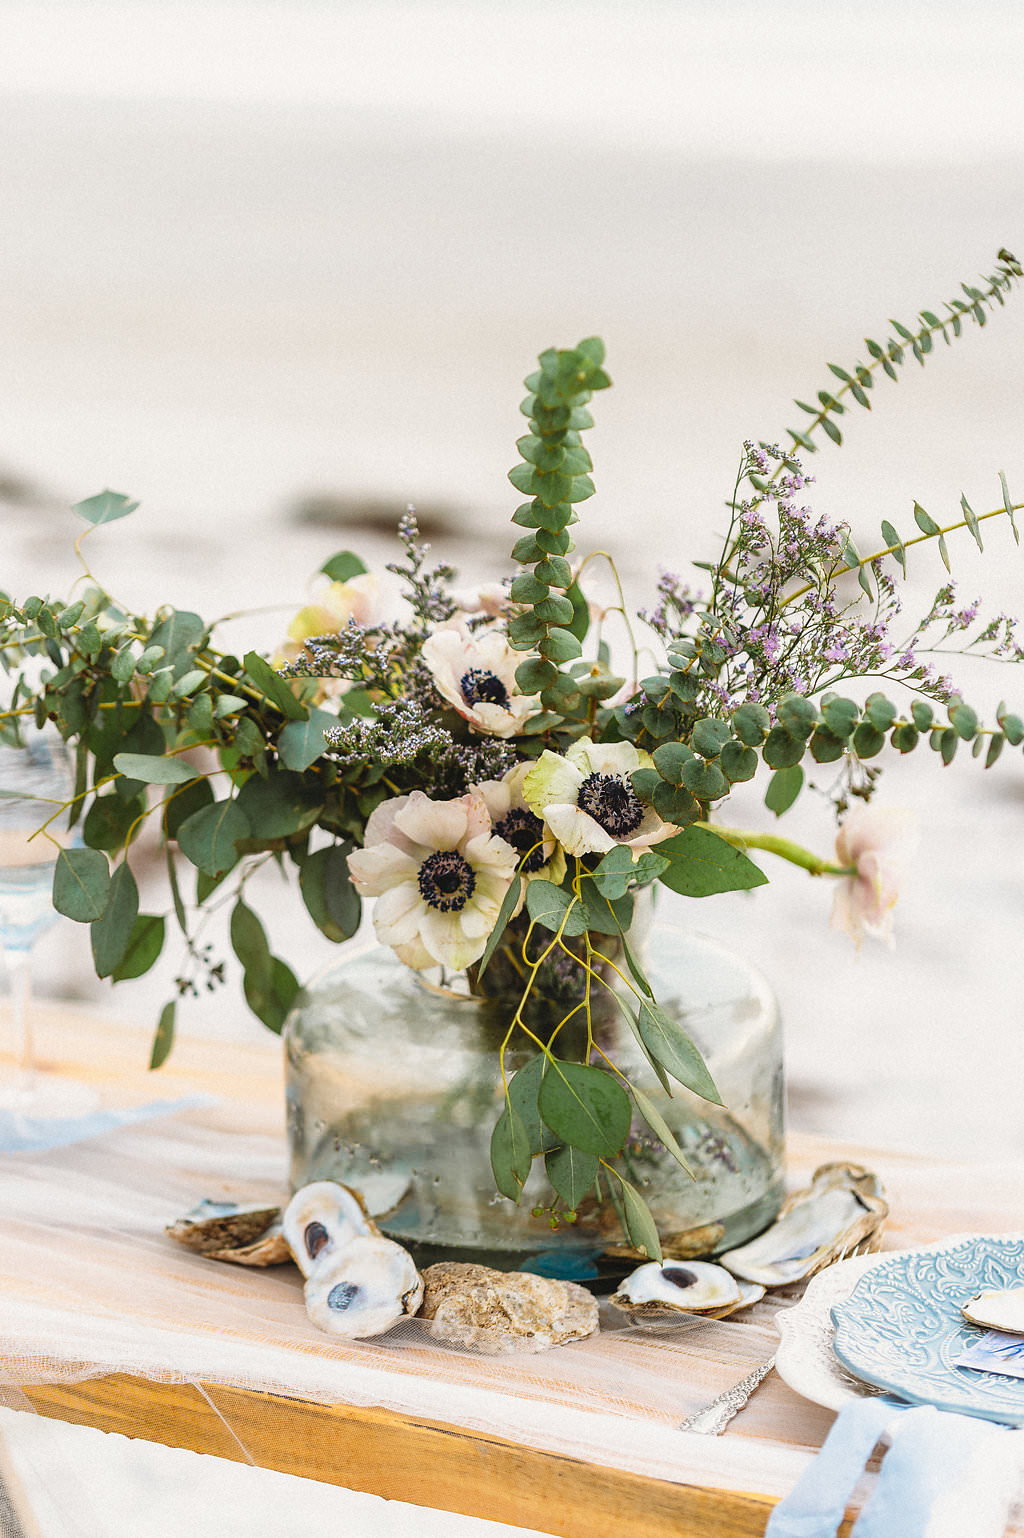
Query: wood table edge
xmin=18 ymin=1371 xmax=835 ymax=1537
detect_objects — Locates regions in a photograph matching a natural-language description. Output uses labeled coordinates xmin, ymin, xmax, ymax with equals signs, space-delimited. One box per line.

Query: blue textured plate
xmin=831 ymin=1234 xmax=1024 ymax=1425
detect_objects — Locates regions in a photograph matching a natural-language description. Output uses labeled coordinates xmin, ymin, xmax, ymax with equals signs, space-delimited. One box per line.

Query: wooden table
xmin=3 ymin=1004 xmax=1023 ymax=1538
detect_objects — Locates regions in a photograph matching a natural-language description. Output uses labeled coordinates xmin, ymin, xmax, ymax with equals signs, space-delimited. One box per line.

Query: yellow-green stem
xmin=694 ymin=821 xmax=855 ymax=877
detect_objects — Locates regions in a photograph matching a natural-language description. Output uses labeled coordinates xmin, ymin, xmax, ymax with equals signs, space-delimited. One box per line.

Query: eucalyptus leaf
xmin=163 ymin=776 xmax=214 ymax=841
xmin=592 ymin=845 xmax=668 ymax=899
xmin=72 ymin=489 xmax=139 ymax=527
xmin=278 ymin=708 xmax=336 ymax=772
xmin=90 ymin=860 xmax=140 ymax=978
xmin=320 ymin=551 xmax=368 ymax=582
xmin=242 ymin=651 xmax=308 ymax=722
xmin=177 ymin=797 xmax=250 ymax=876
xmin=608 ymin=1170 xmax=662 ymax=1262
xmin=150 ymin=1000 xmax=176 ymax=1069
xmin=524 ymin=879 xmax=586 ymax=937
xmin=630 ymin=1084 xmax=693 ymax=1176
xmin=235 ymin=766 xmax=323 ymax=839
xmin=545 ymin=1145 xmax=598 ymax=1209
xmin=656 ymin=825 xmax=767 ymax=897
xmin=490 ymin=1105 xmax=533 ymax=1201
xmin=635 ymin=999 xmax=723 ymax=1104
xmin=765 ymin=765 xmax=804 ymax=817
xmin=52 ymin=847 xmax=110 ymax=923
xmin=113 ymin=752 xmax=199 ymax=785
xmin=505 ymin=1055 xmax=551 ymax=1155
xmin=537 ymin=1060 xmax=632 ymax=1158
xmin=111 ymin=913 xmax=166 ymax=982
xmin=243 ymin=955 xmax=298 ymax=1035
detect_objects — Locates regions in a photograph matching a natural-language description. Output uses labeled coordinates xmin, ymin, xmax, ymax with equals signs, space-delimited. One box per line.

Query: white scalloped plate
xmin=774 ymin=1247 xmax=896 ymax=1413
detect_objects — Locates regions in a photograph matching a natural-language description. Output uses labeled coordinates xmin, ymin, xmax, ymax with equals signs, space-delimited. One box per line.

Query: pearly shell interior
xmin=609 ymin=1259 xmax=752 ymax=1318
xmin=961 ymin=1286 xmax=1024 ymax=1336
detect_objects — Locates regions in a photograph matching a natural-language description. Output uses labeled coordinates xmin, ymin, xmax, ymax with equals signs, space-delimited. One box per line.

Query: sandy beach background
xmin=3 ymin=0 xmax=1024 ymax=1166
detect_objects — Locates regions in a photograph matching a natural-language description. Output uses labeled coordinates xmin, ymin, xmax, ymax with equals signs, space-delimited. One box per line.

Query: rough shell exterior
xmin=303 ymin=1233 xmax=424 ymax=1339
xmin=605 ymin=1221 xmax=726 ymax=1264
xmin=166 ymin=1202 xmax=290 ymax=1265
xmin=418 ymin=1262 xmax=599 ymax=1354
xmin=719 ymin=1162 xmax=887 ymax=1287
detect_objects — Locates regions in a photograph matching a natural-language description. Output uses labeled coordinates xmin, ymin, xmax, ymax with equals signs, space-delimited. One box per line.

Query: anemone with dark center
xmin=494 ymin=806 xmax=548 ymax=873
xmin=417 ymin=849 xmax=477 ymax=912
xmin=459 ymin=667 xmax=510 ymax=708
xmin=576 ymin=771 xmax=645 ymax=836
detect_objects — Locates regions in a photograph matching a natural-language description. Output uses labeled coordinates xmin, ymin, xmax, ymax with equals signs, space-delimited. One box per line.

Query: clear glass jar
xmin=284 ymin=922 xmax=784 ymax=1271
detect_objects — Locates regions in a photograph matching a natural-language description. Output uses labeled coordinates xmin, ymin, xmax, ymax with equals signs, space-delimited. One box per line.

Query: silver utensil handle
xmin=678 ymin=1354 xmax=776 ymax=1434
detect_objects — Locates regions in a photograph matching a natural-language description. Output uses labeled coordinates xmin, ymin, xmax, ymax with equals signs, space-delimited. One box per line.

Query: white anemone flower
xmin=830 ymin=805 xmax=918 ymax=948
xmin=346 ymin=790 xmax=519 ymax=972
xmin=421 ymin=623 xmax=538 ymax=737
xmin=474 ymin=762 xmax=566 ymax=889
xmin=523 ymin=737 xmax=678 ymax=859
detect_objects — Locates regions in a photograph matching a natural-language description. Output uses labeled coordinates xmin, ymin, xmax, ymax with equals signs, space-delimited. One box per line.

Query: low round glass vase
xmin=284 ymin=919 xmax=785 ymax=1274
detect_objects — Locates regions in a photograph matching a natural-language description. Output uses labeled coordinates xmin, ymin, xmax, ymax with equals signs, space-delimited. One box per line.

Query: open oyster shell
xmin=961 ymin=1286 xmax=1024 ymax=1335
xmin=719 ymin=1163 xmax=887 ymax=1287
xmin=282 ymin=1180 xmax=380 ymax=1277
xmin=303 ymin=1234 xmax=424 ymax=1339
xmin=609 ymin=1260 xmax=763 ymax=1320
xmin=166 ymin=1200 xmax=290 ymax=1266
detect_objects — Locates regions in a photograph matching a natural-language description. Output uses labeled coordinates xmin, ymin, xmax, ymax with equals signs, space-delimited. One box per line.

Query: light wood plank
xmin=22 ymin=1374 xmax=796 ymax=1538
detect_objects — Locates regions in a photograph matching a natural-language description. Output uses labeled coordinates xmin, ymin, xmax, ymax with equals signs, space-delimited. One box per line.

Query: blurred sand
xmin=2 ymin=5 xmax=1024 ymax=1163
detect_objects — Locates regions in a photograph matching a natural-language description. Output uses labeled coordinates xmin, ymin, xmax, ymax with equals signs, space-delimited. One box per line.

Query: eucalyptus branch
xmin=783 ymin=250 xmax=1022 ymax=457
xmin=779 ymin=495 xmax=1024 ymax=612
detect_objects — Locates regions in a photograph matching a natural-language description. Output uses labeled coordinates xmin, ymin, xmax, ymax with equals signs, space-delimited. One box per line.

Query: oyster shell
xmin=605 ymin=1221 xmax=726 ymax=1264
xmin=166 ymin=1200 xmax=290 ymax=1266
xmin=282 ymin=1181 xmax=380 ymax=1277
xmin=719 ymin=1163 xmax=887 ymax=1287
xmin=609 ymin=1260 xmax=763 ymax=1320
xmin=418 ymin=1262 xmax=599 ymax=1354
xmin=961 ymin=1286 xmax=1024 ymax=1335
xmin=303 ymin=1234 xmax=424 ymax=1339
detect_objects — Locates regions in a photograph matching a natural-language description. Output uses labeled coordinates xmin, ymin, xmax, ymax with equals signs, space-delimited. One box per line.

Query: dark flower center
xmin=327 ymin=1281 xmax=360 ymax=1311
xmin=460 ymin=668 xmax=510 ymax=708
xmin=576 ymin=772 xmax=644 ymax=836
xmin=495 ymin=806 xmax=547 ymax=873
xmin=418 ymin=849 xmax=477 ymax=912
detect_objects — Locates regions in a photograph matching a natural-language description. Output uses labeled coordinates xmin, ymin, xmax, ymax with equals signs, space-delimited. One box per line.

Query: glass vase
xmin=283 ymin=920 xmax=784 ymax=1275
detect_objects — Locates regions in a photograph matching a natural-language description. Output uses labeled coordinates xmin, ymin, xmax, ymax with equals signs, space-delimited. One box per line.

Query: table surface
xmin=2 ymin=1002 xmax=1023 ymax=1538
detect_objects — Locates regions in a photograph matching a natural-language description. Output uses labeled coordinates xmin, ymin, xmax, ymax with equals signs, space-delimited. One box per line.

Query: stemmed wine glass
xmin=0 ymin=725 xmax=98 ymax=1117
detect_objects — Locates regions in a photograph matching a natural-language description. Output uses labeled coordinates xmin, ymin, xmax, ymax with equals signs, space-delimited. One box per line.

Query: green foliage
xmin=656 ymin=826 xmax=768 ymax=897
xmin=538 ymin=1060 xmax=632 ymax=1158
xmin=52 ymin=847 xmax=110 ymax=923
xmin=507 ymin=339 xmax=610 ymax=714
xmin=786 ymin=251 xmax=1022 ymax=456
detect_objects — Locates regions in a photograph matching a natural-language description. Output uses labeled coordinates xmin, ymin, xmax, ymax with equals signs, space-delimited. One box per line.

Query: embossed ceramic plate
xmin=831 ymin=1234 xmax=1024 ymax=1424
xmin=775 ymin=1248 xmax=894 ymax=1413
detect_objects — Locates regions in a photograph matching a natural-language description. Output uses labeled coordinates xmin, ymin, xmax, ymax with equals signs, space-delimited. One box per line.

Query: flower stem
xmin=694 ymin=821 xmax=855 ymax=878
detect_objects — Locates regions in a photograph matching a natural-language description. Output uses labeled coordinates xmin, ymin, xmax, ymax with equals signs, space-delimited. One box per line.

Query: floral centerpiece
xmin=2 ymin=251 xmax=1022 ymax=1260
